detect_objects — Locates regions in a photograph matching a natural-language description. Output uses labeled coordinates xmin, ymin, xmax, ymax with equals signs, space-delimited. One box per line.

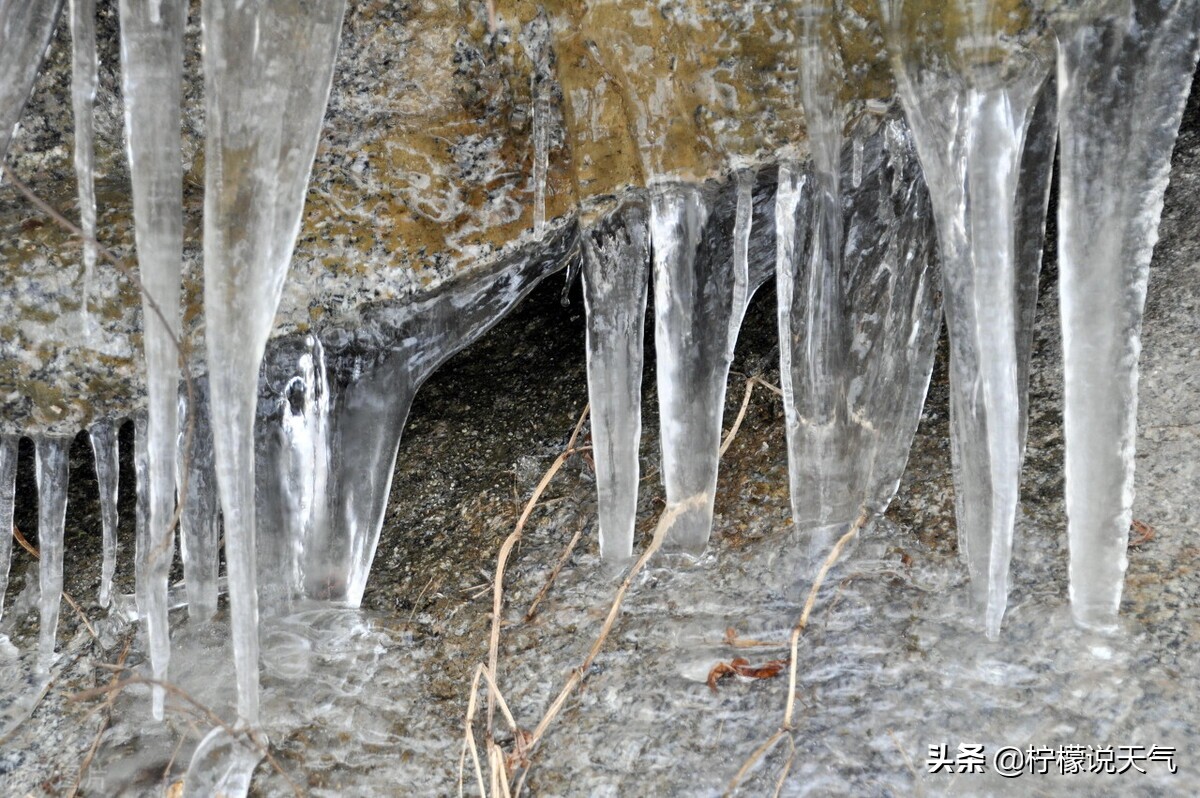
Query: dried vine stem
xmin=725 ymin=512 xmax=868 ymax=796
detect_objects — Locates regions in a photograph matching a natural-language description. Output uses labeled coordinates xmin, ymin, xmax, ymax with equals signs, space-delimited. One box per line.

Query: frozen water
xmin=118 ymin=0 xmax=188 ymax=721
xmin=88 ymin=420 xmax=119 ymax=608
xmin=0 ymin=436 xmax=16 ymax=623
xmin=651 ymin=183 xmax=736 ymax=554
xmin=34 ymin=435 xmax=69 ymax=669
xmin=200 ymin=0 xmax=347 ymax=724
xmin=178 ymin=385 xmax=221 ymax=622
xmin=0 ymin=0 xmax=64 ymax=163
xmin=1052 ymin=0 xmax=1200 ymax=630
xmin=68 ymin=0 xmax=97 ymax=326
xmin=582 ymin=201 xmax=650 ymax=560
xmin=881 ymin=1 xmax=1055 ymax=637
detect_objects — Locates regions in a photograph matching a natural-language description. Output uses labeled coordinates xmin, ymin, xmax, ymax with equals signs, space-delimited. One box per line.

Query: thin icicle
xmin=118 ymin=0 xmax=187 ymax=721
xmin=132 ymin=413 xmax=173 ymax=714
xmin=582 ymin=201 xmax=649 ymax=560
xmin=35 ymin=436 xmax=69 ymax=670
xmin=0 ymin=436 xmax=17 ymax=623
xmin=851 ymin=136 xmax=863 ymax=188
xmin=1053 ymin=0 xmax=1200 ymax=631
xmin=0 ymin=0 xmax=65 ymax=164
xmin=69 ymin=0 xmax=98 ymax=328
xmin=177 ymin=384 xmax=220 ymax=622
xmin=201 ymin=0 xmax=347 ymax=725
xmin=727 ymin=169 xmax=755 ymax=358
xmin=880 ymin=0 xmax=1054 ymax=637
xmin=88 ymin=422 xmax=119 ymax=609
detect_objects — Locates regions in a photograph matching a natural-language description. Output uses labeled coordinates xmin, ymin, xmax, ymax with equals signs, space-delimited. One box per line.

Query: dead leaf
xmin=707 ymin=657 xmax=789 ymax=693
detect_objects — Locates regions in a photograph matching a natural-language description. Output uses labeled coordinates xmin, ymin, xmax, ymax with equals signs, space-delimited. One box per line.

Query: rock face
xmin=0 ymin=0 xmax=910 ymax=434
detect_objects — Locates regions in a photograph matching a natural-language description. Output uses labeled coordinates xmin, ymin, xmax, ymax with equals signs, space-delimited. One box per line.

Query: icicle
xmin=118 ymin=0 xmax=188 ymax=721
xmin=881 ymin=1 xmax=1055 ymax=637
xmin=0 ymin=0 xmax=65 ymax=164
xmin=727 ymin=169 xmax=755 ymax=357
xmin=531 ymin=72 xmax=550 ymax=239
xmin=88 ymin=422 xmax=119 ymax=609
xmin=177 ymin=384 xmax=220 ymax=622
xmin=851 ymin=136 xmax=863 ymax=188
xmin=581 ymin=201 xmax=650 ymax=560
xmin=1053 ymin=0 xmax=1200 ymax=631
xmin=651 ymin=182 xmax=739 ymax=553
xmin=69 ymin=0 xmax=98 ymax=327
xmin=0 ymin=436 xmax=17 ymax=623
xmin=34 ymin=436 xmax=69 ymax=669
xmin=201 ymin=0 xmax=348 ymax=723
xmin=131 ymin=413 xmax=173 ymax=715
xmin=778 ymin=2 xmax=856 ymax=559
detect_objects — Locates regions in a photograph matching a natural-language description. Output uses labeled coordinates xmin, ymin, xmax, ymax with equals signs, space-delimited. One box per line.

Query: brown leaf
xmin=707 ymin=657 xmax=789 ymax=693
xmin=1130 ymin=520 xmax=1155 ymax=547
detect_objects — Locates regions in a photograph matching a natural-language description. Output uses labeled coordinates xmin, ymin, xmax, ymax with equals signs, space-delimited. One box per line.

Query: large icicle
xmin=118 ymin=0 xmax=187 ymax=721
xmin=652 ymin=183 xmax=737 ymax=553
xmin=35 ymin=436 xmax=69 ymax=669
xmin=582 ymin=201 xmax=650 ymax=560
xmin=69 ymin=0 xmax=98 ymax=324
xmin=779 ymin=3 xmax=856 ymax=559
xmin=0 ymin=436 xmax=17 ymax=623
xmin=88 ymin=422 xmax=119 ymax=608
xmin=177 ymin=385 xmax=220 ymax=622
xmin=1053 ymin=0 xmax=1200 ymax=631
xmin=881 ymin=1 xmax=1054 ymax=637
xmin=200 ymin=0 xmax=347 ymax=724
xmin=0 ymin=0 xmax=65 ymax=163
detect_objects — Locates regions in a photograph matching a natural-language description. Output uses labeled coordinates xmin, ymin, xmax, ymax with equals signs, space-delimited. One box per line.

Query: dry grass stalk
xmin=524 ymin=520 xmax=585 ymax=622
xmin=725 ymin=512 xmax=868 ymax=796
xmin=486 ymin=405 xmax=590 ymax=730
xmin=720 ymin=376 xmax=782 ymax=457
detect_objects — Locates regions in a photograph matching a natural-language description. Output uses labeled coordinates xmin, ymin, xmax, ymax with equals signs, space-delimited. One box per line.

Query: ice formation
xmin=881 ymin=0 xmax=1057 ymax=637
xmin=68 ymin=0 xmax=97 ymax=327
xmin=0 ymin=0 xmax=1197 ymax=790
xmin=1052 ymin=0 xmax=1200 ymax=630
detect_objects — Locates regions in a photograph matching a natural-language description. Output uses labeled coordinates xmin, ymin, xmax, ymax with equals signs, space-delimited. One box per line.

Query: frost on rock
xmin=1052 ymin=0 xmax=1200 ymax=630
xmin=881 ymin=0 xmax=1056 ymax=638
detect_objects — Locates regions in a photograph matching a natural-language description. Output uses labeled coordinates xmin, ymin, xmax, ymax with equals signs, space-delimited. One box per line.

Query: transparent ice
xmin=68 ymin=0 xmax=97 ymax=326
xmin=0 ymin=0 xmax=64 ymax=164
xmin=34 ymin=436 xmax=69 ymax=669
xmin=118 ymin=0 xmax=188 ymax=721
xmin=88 ymin=420 xmax=119 ymax=609
xmin=881 ymin=0 xmax=1056 ymax=637
xmin=1052 ymin=0 xmax=1200 ymax=630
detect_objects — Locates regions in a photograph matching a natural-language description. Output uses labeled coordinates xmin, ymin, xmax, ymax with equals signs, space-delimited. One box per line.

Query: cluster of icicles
xmin=1 ymin=0 xmax=1197 ymax=758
